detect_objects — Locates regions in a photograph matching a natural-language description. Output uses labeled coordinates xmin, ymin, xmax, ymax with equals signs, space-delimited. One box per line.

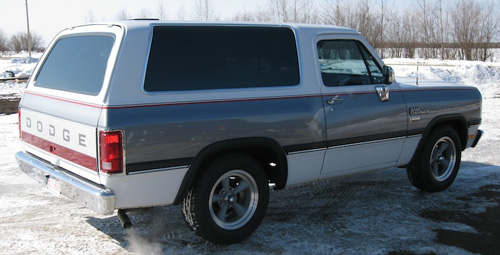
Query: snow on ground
xmin=1 ymin=56 xmax=500 ymax=254
xmin=0 ymin=55 xmax=41 ymax=97
xmin=0 ymin=54 xmax=41 ymax=78
xmin=385 ymin=58 xmax=500 ymax=98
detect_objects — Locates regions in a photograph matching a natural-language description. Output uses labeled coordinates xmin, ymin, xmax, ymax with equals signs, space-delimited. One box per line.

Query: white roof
xmin=73 ymin=19 xmax=359 ymax=35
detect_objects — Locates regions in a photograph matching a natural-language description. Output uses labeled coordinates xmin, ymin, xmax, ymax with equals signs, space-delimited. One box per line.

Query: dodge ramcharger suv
xmin=16 ymin=21 xmax=483 ymax=244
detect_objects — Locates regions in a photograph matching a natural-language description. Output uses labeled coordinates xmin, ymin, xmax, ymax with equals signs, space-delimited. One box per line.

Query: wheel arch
xmin=409 ymin=114 xmax=468 ymax=165
xmin=173 ymin=137 xmax=288 ymax=205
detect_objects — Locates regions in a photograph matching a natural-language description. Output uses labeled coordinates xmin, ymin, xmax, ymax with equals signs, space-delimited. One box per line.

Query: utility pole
xmin=25 ymin=0 xmax=32 ymax=57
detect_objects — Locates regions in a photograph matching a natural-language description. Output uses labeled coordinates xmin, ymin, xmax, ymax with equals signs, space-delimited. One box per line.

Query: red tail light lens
xmin=99 ymin=130 xmax=123 ymax=174
xmin=18 ymin=109 xmax=22 ymax=139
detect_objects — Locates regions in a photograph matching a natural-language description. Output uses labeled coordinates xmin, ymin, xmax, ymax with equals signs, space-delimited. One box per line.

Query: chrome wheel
xmin=182 ymin=154 xmax=269 ymax=244
xmin=209 ymin=169 xmax=259 ymax=230
xmin=429 ymin=136 xmax=456 ymax=182
xmin=407 ymin=125 xmax=461 ymax=192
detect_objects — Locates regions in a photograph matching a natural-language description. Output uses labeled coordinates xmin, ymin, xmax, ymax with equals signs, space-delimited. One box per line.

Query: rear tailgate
xmin=15 ymin=24 xmax=123 ymax=214
xmin=18 ymin=24 xmax=123 ymax=182
xmin=20 ymin=104 xmax=100 ymax=182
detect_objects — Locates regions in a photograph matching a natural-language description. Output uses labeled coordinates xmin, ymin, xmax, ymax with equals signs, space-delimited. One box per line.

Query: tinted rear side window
xmin=34 ymin=36 xmax=115 ymax=95
xmin=144 ymin=26 xmax=300 ymax=92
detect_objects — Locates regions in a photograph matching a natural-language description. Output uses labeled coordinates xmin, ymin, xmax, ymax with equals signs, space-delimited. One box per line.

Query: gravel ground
xmin=0 ymin=98 xmax=499 ymax=255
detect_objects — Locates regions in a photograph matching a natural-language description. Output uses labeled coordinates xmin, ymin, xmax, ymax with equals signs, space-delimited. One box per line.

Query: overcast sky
xmin=0 ymin=0 xmax=268 ymax=45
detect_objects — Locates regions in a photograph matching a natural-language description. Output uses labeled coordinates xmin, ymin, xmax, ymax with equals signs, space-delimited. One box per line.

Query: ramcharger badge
xmin=409 ymin=106 xmax=430 ymax=116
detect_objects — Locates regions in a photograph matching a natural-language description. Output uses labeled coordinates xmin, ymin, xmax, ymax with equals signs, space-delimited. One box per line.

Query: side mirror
xmin=383 ymin=66 xmax=395 ymax=85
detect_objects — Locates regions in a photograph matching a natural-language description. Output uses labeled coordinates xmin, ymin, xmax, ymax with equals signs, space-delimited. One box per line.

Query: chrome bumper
xmin=15 ymin=151 xmax=115 ymax=215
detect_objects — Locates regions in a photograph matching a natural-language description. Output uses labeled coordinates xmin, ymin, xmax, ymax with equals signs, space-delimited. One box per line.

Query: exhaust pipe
xmin=117 ymin=209 xmax=132 ymax=229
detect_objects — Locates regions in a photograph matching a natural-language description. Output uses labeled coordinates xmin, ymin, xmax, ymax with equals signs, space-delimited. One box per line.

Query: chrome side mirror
xmin=383 ymin=66 xmax=395 ymax=85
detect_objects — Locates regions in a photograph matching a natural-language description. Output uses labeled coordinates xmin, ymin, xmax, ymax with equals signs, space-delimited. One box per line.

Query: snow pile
xmin=0 ymin=55 xmax=40 ymax=77
xmin=385 ymin=58 xmax=500 ymax=98
xmin=0 ymin=55 xmax=41 ymax=97
xmin=0 ymin=82 xmax=26 ymax=98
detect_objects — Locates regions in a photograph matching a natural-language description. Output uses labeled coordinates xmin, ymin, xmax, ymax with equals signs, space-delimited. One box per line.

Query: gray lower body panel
xmin=15 ymin=151 xmax=115 ymax=215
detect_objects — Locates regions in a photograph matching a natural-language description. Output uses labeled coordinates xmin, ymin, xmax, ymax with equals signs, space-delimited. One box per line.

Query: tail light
xmin=99 ymin=130 xmax=123 ymax=174
xmin=18 ymin=109 xmax=22 ymax=139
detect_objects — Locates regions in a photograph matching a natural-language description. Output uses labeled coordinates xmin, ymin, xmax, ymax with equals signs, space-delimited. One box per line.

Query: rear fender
xmin=173 ymin=137 xmax=288 ymax=205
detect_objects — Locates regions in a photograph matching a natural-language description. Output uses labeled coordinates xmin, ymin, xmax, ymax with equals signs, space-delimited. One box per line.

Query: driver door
xmin=316 ymin=36 xmax=408 ymax=177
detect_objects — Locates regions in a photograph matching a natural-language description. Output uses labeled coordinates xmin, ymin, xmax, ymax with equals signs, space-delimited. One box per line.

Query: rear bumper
xmin=15 ymin=151 xmax=115 ymax=215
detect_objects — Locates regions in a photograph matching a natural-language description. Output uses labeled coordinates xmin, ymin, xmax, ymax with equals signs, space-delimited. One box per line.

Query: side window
xmin=317 ymin=40 xmax=383 ymax=86
xmin=144 ymin=26 xmax=300 ymax=92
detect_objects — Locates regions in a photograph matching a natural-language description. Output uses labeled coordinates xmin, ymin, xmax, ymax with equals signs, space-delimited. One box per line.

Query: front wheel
xmin=407 ymin=125 xmax=462 ymax=192
xmin=182 ymin=154 xmax=269 ymax=244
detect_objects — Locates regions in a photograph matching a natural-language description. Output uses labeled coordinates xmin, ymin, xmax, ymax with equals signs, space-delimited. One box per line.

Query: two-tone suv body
xmin=16 ymin=21 xmax=482 ymax=244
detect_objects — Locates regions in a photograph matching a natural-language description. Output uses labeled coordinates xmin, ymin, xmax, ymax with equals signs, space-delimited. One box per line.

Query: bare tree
xmin=477 ymin=1 xmax=499 ymax=61
xmin=400 ymin=10 xmax=419 ymax=58
xmin=156 ymin=0 xmax=168 ymax=20
xmin=115 ymin=8 xmax=130 ymax=20
xmin=297 ymin=0 xmax=319 ymax=24
xmin=137 ymin=8 xmax=153 ymax=19
xmin=193 ymin=0 xmax=219 ymax=21
xmin=177 ymin=5 xmax=187 ymax=20
xmin=320 ymin=0 xmax=351 ymax=27
xmin=232 ymin=8 xmax=259 ymax=22
xmin=415 ymin=0 xmax=437 ymax=58
xmin=268 ymin=0 xmax=289 ymax=22
xmin=267 ymin=0 xmax=318 ymax=23
xmin=10 ymin=34 xmax=23 ymax=53
xmin=84 ymin=9 xmax=97 ymax=23
xmin=9 ymin=32 xmax=43 ymax=52
xmin=355 ymin=0 xmax=380 ymax=46
xmin=380 ymin=0 xmax=389 ymax=58
xmin=290 ymin=0 xmax=302 ymax=23
xmin=451 ymin=0 xmax=482 ymax=60
xmin=437 ymin=0 xmax=445 ymax=60
xmin=254 ymin=8 xmax=272 ymax=22
xmin=0 ymin=29 xmax=9 ymax=52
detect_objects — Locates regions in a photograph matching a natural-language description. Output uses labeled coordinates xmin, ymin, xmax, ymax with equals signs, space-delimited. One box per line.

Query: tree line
xmin=230 ymin=0 xmax=500 ymax=61
xmin=0 ymin=30 xmax=44 ymax=53
xmin=1 ymin=0 xmax=499 ymax=61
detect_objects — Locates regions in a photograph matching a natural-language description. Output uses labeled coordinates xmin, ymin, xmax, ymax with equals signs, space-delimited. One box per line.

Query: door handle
xmin=326 ymin=97 xmax=344 ymax=105
xmin=376 ymin=86 xmax=390 ymax=102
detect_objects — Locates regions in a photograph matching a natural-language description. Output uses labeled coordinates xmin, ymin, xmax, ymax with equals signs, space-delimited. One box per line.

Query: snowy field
xmin=1 ymin=56 xmax=500 ymax=254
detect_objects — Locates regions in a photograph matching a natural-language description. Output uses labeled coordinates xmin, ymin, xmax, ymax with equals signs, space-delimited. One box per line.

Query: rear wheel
xmin=182 ymin=154 xmax=269 ymax=244
xmin=407 ymin=125 xmax=461 ymax=192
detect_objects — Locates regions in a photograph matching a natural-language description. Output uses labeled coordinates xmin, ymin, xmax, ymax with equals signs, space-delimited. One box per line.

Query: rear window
xmin=34 ymin=35 xmax=115 ymax=95
xmin=144 ymin=26 xmax=300 ymax=92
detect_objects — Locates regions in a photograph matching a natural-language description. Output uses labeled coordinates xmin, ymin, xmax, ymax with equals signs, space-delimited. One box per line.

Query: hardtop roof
xmin=72 ymin=20 xmax=359 ymax=35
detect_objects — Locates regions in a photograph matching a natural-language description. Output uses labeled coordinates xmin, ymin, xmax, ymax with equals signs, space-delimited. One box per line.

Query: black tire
xmin=182 ymin=154 xmax=269 ymax=244
xmin=407 ymin=125 xmax=462 ymax=192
